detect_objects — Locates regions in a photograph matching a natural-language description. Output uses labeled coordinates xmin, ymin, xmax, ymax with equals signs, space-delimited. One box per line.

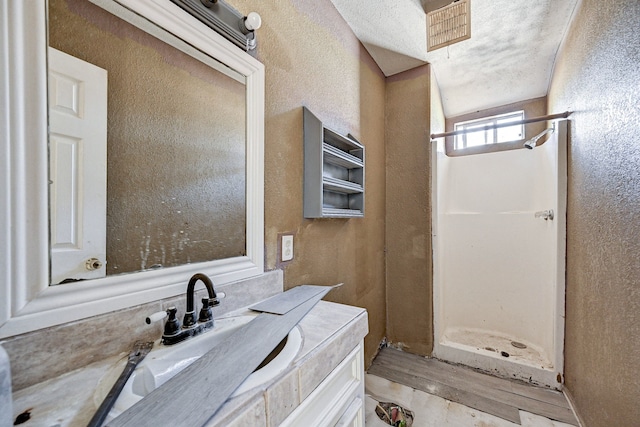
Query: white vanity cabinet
xmin=10 ymin=301 xmax=369 ymax=427
xmin=280 ymin=341 xmax=365 ymax=427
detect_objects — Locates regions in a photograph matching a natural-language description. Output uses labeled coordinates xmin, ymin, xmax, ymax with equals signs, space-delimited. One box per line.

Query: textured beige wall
xmin=548 ymin=0 xmax=640 ymax=425
xmin=385 ymin=65 xmax=433 ymax=355
xmin=231 ymin=0 xmax=387 ymax=366
xmin=430 ymin=70 xmax=445 ymax=138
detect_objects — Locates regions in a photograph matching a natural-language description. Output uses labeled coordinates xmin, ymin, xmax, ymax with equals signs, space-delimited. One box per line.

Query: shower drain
xmin=511 ymin=341 xmax=527 ymax=349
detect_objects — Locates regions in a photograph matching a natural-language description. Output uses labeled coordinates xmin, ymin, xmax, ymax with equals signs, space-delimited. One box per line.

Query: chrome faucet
xmin=146 ymin=273 xmax=221 ymax=345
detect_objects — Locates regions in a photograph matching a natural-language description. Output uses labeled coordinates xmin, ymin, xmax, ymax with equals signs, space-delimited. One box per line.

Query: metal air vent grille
xmin=427 ymin=0 xmax=471 ymax=52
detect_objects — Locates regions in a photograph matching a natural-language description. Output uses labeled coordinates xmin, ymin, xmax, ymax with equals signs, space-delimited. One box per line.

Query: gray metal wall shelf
xmin=303 ymin=107 xmax=365 ymax=218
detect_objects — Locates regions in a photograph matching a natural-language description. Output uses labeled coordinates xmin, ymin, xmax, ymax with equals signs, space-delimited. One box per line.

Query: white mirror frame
xmin=0 ymin=0 xmax=264 ymax=338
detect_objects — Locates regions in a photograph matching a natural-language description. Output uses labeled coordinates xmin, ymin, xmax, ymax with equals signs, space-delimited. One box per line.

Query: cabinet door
xmin=280 ymin=343 xmax=363 ymax=427
xmin=335 ymin=397 xmax=364 ymax=427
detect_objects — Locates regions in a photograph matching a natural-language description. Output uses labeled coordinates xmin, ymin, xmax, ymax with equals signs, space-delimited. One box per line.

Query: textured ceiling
xmin=330 ymin=0 xmax=579 ymax=117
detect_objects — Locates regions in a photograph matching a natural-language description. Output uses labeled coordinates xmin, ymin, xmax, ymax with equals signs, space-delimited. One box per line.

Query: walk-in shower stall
xmin=432 ymin=120 xmax=567 ymax=389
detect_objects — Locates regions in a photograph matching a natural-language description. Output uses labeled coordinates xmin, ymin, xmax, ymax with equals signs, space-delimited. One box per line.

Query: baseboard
xmin=563 ymin=387 xmax=587 ymax=427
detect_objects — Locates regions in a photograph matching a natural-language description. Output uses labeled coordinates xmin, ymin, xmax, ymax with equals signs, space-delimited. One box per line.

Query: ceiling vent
xmin=427 ymin=0 xmax=471 ymax=52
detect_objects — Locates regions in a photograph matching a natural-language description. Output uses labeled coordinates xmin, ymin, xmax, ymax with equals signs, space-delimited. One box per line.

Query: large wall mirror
xmin=48 ymin=0 xmax=248 ymax=284
xmin=0 ymin=0 xmax=264 ymax=337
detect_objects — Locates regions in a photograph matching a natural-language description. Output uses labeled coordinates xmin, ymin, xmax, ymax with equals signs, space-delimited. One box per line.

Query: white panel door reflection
xmin=48 ymin=47 xmax=107 ymax=284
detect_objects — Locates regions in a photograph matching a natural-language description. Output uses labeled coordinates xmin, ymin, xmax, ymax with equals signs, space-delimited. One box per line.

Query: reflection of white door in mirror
xmin=48 ymin=48 xmax=108 ymax=284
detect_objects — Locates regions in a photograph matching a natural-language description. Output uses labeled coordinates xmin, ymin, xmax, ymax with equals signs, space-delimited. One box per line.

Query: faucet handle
xmin=163 ymin=307 xmax=181 ymax=336
xmin=146 ymin=307 xmax=181 ymax=338
xmin=146 ymin=310 xmax=168 ymax=324
xmin=198 ymin=298 xmax=217 ymax=322
xmin=205 ymin=297 xmax=221 ymax=307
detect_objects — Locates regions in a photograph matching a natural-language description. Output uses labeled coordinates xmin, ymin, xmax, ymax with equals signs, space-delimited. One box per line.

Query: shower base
xmin=434 ymin=327 xmax=561 ymax=389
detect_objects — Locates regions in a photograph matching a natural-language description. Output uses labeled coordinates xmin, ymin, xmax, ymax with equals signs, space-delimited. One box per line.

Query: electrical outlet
xmin=281 ymin=234 xmax=294 ymax=262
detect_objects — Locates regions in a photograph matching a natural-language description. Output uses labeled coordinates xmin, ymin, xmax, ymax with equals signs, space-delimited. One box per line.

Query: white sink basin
xmin=95 ymin=314 xmax=303 ymax=422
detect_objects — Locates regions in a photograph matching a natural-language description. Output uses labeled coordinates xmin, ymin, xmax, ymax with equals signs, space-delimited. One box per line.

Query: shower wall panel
xmin=432 ymin=121 xmax=566 ymax=388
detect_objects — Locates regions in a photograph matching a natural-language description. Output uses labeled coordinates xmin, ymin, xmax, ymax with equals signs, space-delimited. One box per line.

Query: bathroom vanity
xmin=3 ymin=1 xmax=368 ymax=425
xmin=11 ymin=299 xmax=368 ymax=427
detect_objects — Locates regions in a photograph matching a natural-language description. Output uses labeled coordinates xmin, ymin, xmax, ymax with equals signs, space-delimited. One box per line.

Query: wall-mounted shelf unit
xmin=303 ymin=107 xmax=365 ymax=218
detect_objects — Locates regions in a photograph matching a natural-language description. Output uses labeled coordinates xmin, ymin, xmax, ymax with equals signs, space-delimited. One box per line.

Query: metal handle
xmin=146 ymin=310 xmax=168 ymax=324
xmin=87 ymin=341 xmax=153 ymax=427
xmin=86 ymin=359 xmax=138 ymax=427
xmin=85 ymin=258 xmax=103 ymax=270
xmin=534 ymin=209 xmax=554 ymax=221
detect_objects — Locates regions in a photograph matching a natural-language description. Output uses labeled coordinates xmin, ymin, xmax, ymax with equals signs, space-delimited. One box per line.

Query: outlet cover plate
xmin=277 ymin=232 xmax=295 ymax=267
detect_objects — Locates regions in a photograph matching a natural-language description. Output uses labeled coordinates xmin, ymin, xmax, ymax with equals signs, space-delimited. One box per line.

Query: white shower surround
xmin=432 ymin=121 xmax=567 ymax=389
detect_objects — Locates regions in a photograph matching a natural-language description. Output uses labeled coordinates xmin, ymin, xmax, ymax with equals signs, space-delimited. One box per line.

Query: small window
xmin=454 ymin=111 xmax=524 ymax=150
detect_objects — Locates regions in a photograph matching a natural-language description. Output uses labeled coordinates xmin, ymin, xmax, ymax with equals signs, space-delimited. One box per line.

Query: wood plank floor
xmin=368 ymin=347 xmax=578 ymax=426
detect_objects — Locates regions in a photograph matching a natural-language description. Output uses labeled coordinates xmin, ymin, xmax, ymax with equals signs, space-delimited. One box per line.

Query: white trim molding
xmin=0 ymin=0 xmax=265 ymax=338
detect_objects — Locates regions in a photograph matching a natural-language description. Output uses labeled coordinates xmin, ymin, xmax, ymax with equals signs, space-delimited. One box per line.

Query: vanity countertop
xmin=11 ymin=300 xmax=368 ymax=427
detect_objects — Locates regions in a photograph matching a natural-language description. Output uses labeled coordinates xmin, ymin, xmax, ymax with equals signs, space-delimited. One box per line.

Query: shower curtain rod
xmin=430 ymin=111 xmax=571 ymax=140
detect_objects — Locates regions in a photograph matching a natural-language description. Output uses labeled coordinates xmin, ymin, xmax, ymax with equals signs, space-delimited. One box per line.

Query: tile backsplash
xmin=0 ymin=270 xmax=282 ymax=391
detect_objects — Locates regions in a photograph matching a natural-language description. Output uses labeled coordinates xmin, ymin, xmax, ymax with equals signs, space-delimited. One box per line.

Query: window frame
xmin=453 ymin=110 xmax=525 ymax=150
xmin=444 ymin=110 xmax=531 ymax=157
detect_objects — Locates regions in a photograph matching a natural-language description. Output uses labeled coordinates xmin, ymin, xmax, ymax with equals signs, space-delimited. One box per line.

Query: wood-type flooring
xmin=368 ymin=347 xmax=578 ymax=426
